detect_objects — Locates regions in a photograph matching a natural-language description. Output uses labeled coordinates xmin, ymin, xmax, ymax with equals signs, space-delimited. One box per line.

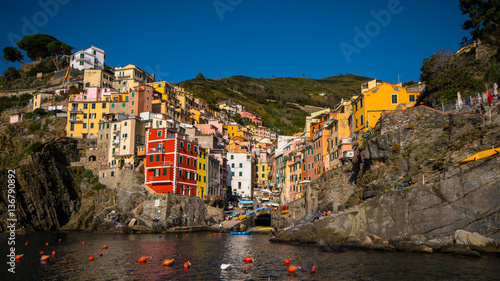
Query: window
xmin=122 ymin=103 xmax=126 ymax=107
xmin=360 ymin=115 xmax=364 ymax=127
xmin=262 ymin=166 xmax=265 ymax=171
xmin=187 ymin=158 xmax=190 ymax=166
xmin=409 ymin=95 xmax=415 ymax=102
xmin=90 ymin=113 xmax=96 ymax=119
xmin=91 ymin=103 xmax=96 ymax=109
xmin=111 ymin=171 xmax=115 ymax=177
xmin=230 ymin=155 xmax=234 ymax=160
xmin=111 ymin=103 xmax=115 ymax=108
xmin=239 ymin=163 xmax=243 ymax=168
xmin=262 ymin=174 xmax=265 ymax=178
xmin=239 ymin=172 xmax=242 ymax=177
xmin=391 ymin=94 xmax=398 ymax=104
xmin=157 ymin=130 xmax=162 ymax=137
xmin=124 ymin=122 xmax=127 ymax=126
xmin=131 ymin=101 xmax=135 ymax=106
xmin=90 ymin=123 xmax=94 ymax=129
xmin=156 ymin=155 xmax=160 ymax=162
xmin=231 ymin=163 xmax=235 ymax=168
xmin=83 ymin=104 xmax=88 ymax=109
xmin=102 ymin=103 xmax=106 ymax=109
xmin=232 ymin=172 xmax=235 ymax=176
xmin=360 ymin=97 xmax=363 ymax=108
xmin=132 ymin=92 xmax=135 ymax=98
xmin=70 ymin=123 xmax=74 ymax=131
xmin=179 ymin=156 xmax=183 ymax=164
xmin=187 ymin=144 xmax=191 ymax=152
xmin=162 ymin=168 xmax=167 ymax=176
xmin=131 ymin=109 xmax=134 ymax=115
xmin=149 ymin=155 xmax=153 ymax=162
xmin=83 ymin=123 xmax=87 ymax=129
xmin=83 ymin=113 xmax=87 ymax=119
xmin=154 ymin=169 xmax=160 ymax=177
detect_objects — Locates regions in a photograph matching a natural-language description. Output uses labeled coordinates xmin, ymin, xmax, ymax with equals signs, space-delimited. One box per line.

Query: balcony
xmin=69 ymin=108 xmax=82 ymax=113
xmin=112 ymin=140 xmax=120 ymax=145
xmin=146 ymin=161 xmax=175 ymax=170
xmin=148 ymin=147 xmax=165 ymax=153
xmin=69 ymin=117 xmax=83 ymax=122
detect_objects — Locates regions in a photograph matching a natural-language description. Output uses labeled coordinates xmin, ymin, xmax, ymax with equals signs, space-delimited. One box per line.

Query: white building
xmin=70 ymin=46 xmax=106 ymax=71
xmin=227 ymin=152 xmax=255 ymax=198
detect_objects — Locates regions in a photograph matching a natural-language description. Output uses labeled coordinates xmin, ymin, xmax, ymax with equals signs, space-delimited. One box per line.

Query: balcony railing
xmin=69 ymin=108 xmax=82 ymax=113
xmin=148 ymin=147 xmax=165 ymax=153
xmin=69 ymin=117 xmax=83 ymax=122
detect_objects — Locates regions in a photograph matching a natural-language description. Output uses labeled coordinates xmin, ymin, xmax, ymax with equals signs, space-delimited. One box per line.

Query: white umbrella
xmin=261 ymin=189 xmax=271 ymax=194
xmin=457 ymin=92 xmax=463 ymax=108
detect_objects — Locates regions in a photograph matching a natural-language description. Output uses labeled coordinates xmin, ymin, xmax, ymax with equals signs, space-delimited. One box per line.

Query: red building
xmin=241 ymin=110 xmax=263 ymax=126
xmin=145 ymin=127 xmax=198 ymax=195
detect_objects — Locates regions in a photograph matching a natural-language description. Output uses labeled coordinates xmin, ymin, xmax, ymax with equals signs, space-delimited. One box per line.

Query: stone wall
xmin=380 ymin=106 xmax=483 ymax=148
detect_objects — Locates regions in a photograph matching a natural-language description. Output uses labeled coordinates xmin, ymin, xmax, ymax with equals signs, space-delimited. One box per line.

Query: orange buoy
xmin=89 ymin=256 xmax=94 ymax=261
xmin=162 ymin=258 xmax=174 ymax=266
xmin=45 ymin=242 xmax=49 ymax=246
xmin=40 ymin=251 xmax=44 ymax=255
xmin=219 ymin=233 xmax=221 ymax=236
xmin=210 ymin=234 xmax=212 ymax=236
xmin=138 ymin=256 xmax=149 ymax=263
xmin=284 ymin=258 xmax=290 ymax=265
xmin=82 ymin=242 xmax=86 ymax=245
xmin=175 ymin=235 xmax=178 ymax=238
xmin=213 ymin=233 xmax=216 ymax=236
xmin=159 ymin=235 xmax=162 ymax=238
xmin=242 ymin=267 xmax=248 ymax=273
xmin=103 ymin=245 xmax=108 ymax=249
xmin=15 ymin=254 xmax=23 ymax=261
xmin=58 ymin=239 xmax=62 ymax=242
xmin=287 ymin=266 xmax=300 ymax=273
xmin=40 ymin=255 xmax=50 ymax=261
xmin=243 ymin=256 xmax=253 ymax=263
xmin=25 ymin=241 xmax=28 ymax=246
xmin=99 ymin=251 xmax=102 ymax=257
xmin=51 ymin=251 xmax=56 ymax=256
xmin=185 ymin=234 xmax=188 ymax=237
xmin=184 ymin=261 xmax=191 ymax=268
xmin=310 ymin=264 xmax=316 ymax=273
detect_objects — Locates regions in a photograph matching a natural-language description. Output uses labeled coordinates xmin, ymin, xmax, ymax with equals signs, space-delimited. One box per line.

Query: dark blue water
xmin=1 ymin=232 xmax=499 ymax=280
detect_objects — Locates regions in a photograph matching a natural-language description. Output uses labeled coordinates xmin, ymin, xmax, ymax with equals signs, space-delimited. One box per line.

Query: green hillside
xmin=178 ymin=74 xmax=372 ymax=135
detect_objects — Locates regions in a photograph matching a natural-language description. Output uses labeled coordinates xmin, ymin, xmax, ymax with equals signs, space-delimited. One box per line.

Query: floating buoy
xmin=40 ymin=251 xmax=44 ymax=255
xmin=89 ymin=256 xmax=94 ymax=261
xmin=58 ymin=239 xmax=62 ymax=242
xmin=82 ymin=242 xmax=86 ymax=245
xmin=51 ymin=251 xmax=56 ymax=256
xmin=242 ymin=267 xmax=248 ymax=273
xmin=213 ymin=233 xmax=216 ymax=236
xmin=220 ymin=263 xmax=232 ymax=270
xmin=287 ymin=266 xmax=300 ymax=274
xmin=175 ymin=235 xmax=178 ymax=238
xmin=185 ymin=234 xmax=188 ymax=237
xmin=184 ymin=261 xmax=191 ymax=268
xmin=25 ymin=242 xmax=28 ymax=246
xmin=310 ymin=264 xmax=316 ymax=273
xmin=243 ymin=256 xmax=253 ymax=263
xmin=162 ymin=259 xmax=174 ymax=266
xmin=210 ymin=234 xmax=212 ymax=236
xmin=15 ymin=254 xmax=23 ymax=261
xmin=219 ymin=233 xmax=221 ymax=236
xmin=103 ymin=245 xmax=108 ymax=249
xmin=99 ymin=251 xmax=102 ymax=257
xmin=138 ymin=256 xmax=150 ymax=263
xmin=40 ymin=255 xmax=50 ymax=261
xmin=159 ymin=235 xmax=162 ymax=238
xmin=284 ymin=258 xmax=290 ymax=265
xmin=45 ymin=242 xmax=49 ymax=246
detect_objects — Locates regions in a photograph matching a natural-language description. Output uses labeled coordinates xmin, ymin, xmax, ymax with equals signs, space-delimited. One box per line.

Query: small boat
xmin=459 ymin=148 xmax=500 ymax=164
xmin=220 ymin=263 xmax=232 ymax=270
xmin=162 ymin=259 xmax=174 ymax=266
xmin=230 ymin=230 xmax=252 ymax=235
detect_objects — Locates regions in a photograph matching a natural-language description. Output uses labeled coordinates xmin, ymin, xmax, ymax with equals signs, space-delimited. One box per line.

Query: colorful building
xmin=197 ymin=147 xmax=208 ymax=199
xmin=144 ymin=127 xmax=198 ymax=195
xmin=113 ymin=64 xmax=155 ymax=93
xmin=353 ymin=80 xmax=421 ymax=133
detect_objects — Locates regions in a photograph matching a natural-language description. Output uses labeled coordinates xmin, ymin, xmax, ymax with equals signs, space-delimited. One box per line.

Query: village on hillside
xmin=7 ymin=44 xmax=497 ymax=212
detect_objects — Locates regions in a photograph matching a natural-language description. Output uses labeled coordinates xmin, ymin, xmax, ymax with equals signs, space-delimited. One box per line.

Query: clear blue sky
xmin=0 ymin=0 xmax=469 ymax=84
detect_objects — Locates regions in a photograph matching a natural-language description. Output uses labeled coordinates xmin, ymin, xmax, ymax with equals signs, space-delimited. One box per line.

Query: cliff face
xmin=275 ymin=106 xmax=500 ymax=252
xmin=0 ymin=140 xmax=80 ymax=232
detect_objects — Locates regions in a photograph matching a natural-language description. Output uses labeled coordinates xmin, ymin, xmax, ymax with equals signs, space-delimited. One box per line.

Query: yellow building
xmin=83 ymin=69 xmax=115 ymax=89
xmin=113 ymin=64 xmax=155 ymax=93
xmin=197 ymin=148 xmax=208 ymax=199
xmin=224 ymin=124 xmax=252 ymax=139
xmin=150 ymin=81 xmax=180 ymax=106
xmin=67 ymin=90 xmax=129 ymax=138
xmin=353 ymin=80 xmax=420 ymax=133
xmin=255 ymin=162 xmax=269 ymax=189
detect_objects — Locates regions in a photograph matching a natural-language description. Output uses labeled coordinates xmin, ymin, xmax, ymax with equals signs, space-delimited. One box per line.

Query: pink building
xmin=71 ymin=87 xmax=116 ymax=102
xmin=241 ymin=110 xmax=263 ymax=126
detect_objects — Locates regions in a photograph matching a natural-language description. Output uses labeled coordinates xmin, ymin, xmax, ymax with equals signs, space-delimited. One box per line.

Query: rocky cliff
xmin=274 ymin=106 xmax=500 ymax=254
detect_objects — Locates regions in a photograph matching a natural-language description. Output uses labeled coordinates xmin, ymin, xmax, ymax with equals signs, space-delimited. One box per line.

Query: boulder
xmin=453 ymin=230 xmax=499 ymax=253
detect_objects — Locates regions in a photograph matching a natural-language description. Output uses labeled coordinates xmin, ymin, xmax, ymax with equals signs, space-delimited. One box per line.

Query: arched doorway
xmin=88 ymin=155 xmax=96 ymax=161
xmin=254 ymin=213 xmax=272 ymax=227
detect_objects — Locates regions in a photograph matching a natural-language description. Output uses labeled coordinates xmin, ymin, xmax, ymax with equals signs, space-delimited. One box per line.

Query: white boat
xmin=220 ymin=263 xmax=232 ymax=270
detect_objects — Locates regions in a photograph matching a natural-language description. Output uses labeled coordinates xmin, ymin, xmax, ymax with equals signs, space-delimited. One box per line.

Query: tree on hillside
xmin=16 ymin=34 xmax=72 ymax=62
xmin=459 ymin=0 xmax=500 ymax=45
xmin=2 ymin=67 xmax=20 ymax=82
xmin=2 ymin=46 xmax=24 ymax=63
xmin=195 ymin=73 xmax=205 ymax=80
xmin=402 ymin=80 xmax=417 ymax=87
xmin=47 ymin=41 xmax=73 ymax=71
xmin=419 ymin=50 xmax=483 ymax=105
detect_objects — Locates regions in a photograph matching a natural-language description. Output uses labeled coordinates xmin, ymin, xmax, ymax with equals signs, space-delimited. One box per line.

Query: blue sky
xmin=0 ymin=0 xmax=469 ymax=84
